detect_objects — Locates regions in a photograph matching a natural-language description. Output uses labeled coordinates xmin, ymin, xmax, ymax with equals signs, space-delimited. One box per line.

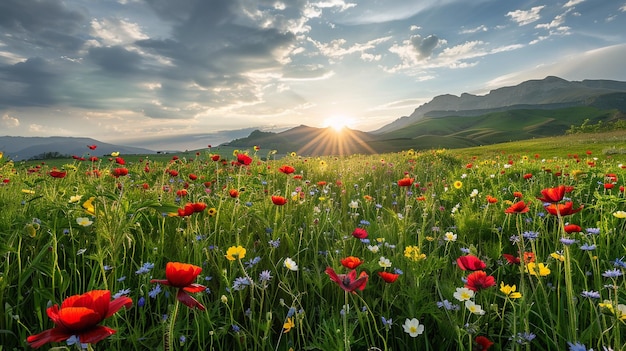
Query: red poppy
xmin=564 ymin=224 xmax=582 ymax=233
xmin=111 ymin=168 xmax=128 ymax=177
xmin=229 ymin=189 xmax=239 ymax=198
xmin=537 ymin=185 xmax=567 ymax=203
xmin=456 ymin=255 xmax=487 ymax=271
xmin=271 ymin=195 xmax=287 ymax=205
xmin=465 ymin=270 xmax=496 ymax=292
xmin=87 ymin=144 xmax=97 ymax=150
xmin=351 ymin=227 xmax=368 ymax=239
xmin=115 ymin=157 xmax=125 ymax=165
xmin=486 ymin=195 xmax=498 ymax=204
xmin=604 ymin=183 xmax=614 ymax=190
xmin=178 ymin=203 xmax=195 ymax=217
xmin=211 ymin=154 xmax=220 ymax=161
xmin=513 ymin=191 xmax=523 ymax=198
xmin=544 ymin=202 xmax=583 ymax=216
xmin=192 ymin=202 xmax=206 ymax=213
xmin=397 ymin=177 xmax=414 ymax=187
xmin=168 ymin=169 xmax=179 ymax=177
xmin=317 ymin=181 xmax=327 ymax=186
xmin=236 ymin=153 xmax=252 ymax=166
xmin=378 ymin=271 xmax=399 ymax=283
xmin=49 ymin=170 xmax=67 ymax=178
xmin=150 ymin=262 xmax=206 ymax=310
xmin=475 ymin=335 xmax=494 ymax=350
xmin=279 ymin=165 xmax=296 ymax=174
xmin=504 ymin=201 xmax=530 ymax=214
xmin=340 ymin=256 xmax=364 ymax=269
xmin=176 ymin=189 xmax=188 ymax=197
xmin=523 ymin=173 xmax=533 ymax=179
xmin=523 ymin=251 xmax=535 ymax=263
xmin=502 ymin=253 xmax=520 ymax=265
xmin=325 ymin=267 xmax=368 ymax=293
xmin=189 ymin=173 xmax=198 ymax=181
xmin=606 ymin=173 xmax=618 ymax=182
xmin=27 ymin=290 xmax=132 ymax=349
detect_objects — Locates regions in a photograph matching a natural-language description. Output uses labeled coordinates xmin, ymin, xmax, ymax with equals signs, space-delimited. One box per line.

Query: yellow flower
xmin=69 ymin=195 xmax=83 ymax=204
xmin=111 ymin=151 xmax=120 ymax=157
xmin=550 ymin=252 xmax=565 ymax=262
xmin=613 ymin=211 xmax=626 ymax=219
xmin=404 ymin=246 xmax=426 ymax=262
xmin=82 ymin=196 xmax=96 ymax=215
xmin=22 ymin=189 xmax=35 ymax=195
xmin=225 ymin=245 xmax=246 ymax=261
xmin=319 ymin=160 xmax=327 ymax=167
xmin=233 ymin=149 xmax=240 ymax=156
xmin=500 ymin=282 xmax=522 ymax=299
xmin=76 ymin=217 xmax=93 ymax=227
xmin=526 ymin=262 xmax=551 ymax=277
xmin=207 ymin=207 xmax=217 ymax=217
xmin=283 ymin=317 xmax=295 ymax=333
xmin=570 ymin=169 xmax=585 ymax=180
xmin=453 ymin=181 xmax=462 ymax=189
xmin=290 ymin=152 xmax=297 ymax=157
xmin=0 ymin=151 xmax=3 ymax=159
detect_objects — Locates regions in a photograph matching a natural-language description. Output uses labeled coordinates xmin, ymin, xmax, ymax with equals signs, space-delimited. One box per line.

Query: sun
xmin=323 ymin=116 xmax=351 ymax=132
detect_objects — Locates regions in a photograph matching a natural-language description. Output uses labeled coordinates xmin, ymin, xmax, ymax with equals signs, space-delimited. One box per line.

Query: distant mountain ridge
xmin=374 ymin=76 xmax=626 ymax=134
xmin=0 ymin=136 xmax=154 ymax=161
xmin=226 ymin=76 xmax=626 ymax=155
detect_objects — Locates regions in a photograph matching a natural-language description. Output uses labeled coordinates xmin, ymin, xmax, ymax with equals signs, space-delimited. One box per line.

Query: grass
xmin=0 ymin=132 xmax=625 ymax=351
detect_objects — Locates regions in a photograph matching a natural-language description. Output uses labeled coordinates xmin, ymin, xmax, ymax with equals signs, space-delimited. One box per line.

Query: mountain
xmin=0 ymin=136 xmax=155 ymax=161
xmin=224 ymin=125 xmax=377 ymax=156
xmin=226 ymin=76 xmax=626 ymax=155
xmin=374 ymin=76 xmax=626 ymax=134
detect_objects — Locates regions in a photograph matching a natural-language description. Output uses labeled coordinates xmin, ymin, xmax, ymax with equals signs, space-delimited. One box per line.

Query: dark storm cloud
xmin=411 ymin=34 xmax=440 ymax=59
xmin=0 ymin=57 xmax=59 ymax=107
xmin=0 ymin=0 xmax=87 ymax=52
xmin=87 ymin=46 xmax=144 ymax=75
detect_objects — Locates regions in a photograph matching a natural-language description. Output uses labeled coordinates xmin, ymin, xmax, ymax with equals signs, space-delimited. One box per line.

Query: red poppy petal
xmin=176 ymin=289 xmax=206 ymax=311
xmin=105 ymin=296 xmax=133 ymax=318
xmin=57 ymin=307 xmax=102 ymax=330
xmin=166 ymin=262 xmax=202 ymax=287
xmin=78 ymin=325 xmax=117 ymax=344
xmin=27 ymin=328 xmax=73 ymax=349
xmin=149 ymin=279 xmax=172 ymax=286
xmin=183 ymin=283 xmax=207 ymax=294
xmin=325 ymin=267 xmax=342 ymax=286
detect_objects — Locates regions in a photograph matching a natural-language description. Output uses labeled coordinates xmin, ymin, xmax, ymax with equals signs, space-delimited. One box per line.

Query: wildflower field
xmin=0 ymin=140 xmax=625 ymax=351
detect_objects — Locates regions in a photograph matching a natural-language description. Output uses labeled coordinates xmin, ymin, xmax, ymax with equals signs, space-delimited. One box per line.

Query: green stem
xmin=166 ymin=299 xmax=180 ymax=351
xmin=344 ymin=290 xmax=350 ymax=351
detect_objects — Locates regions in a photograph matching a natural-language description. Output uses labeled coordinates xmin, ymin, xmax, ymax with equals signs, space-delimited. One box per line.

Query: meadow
xmin=0 ymin=133 xmax=625 ymax=351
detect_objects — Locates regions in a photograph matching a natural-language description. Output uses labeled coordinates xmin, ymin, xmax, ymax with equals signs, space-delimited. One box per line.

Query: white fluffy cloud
xmin=506 ymin=6 xmax=545 ymax=26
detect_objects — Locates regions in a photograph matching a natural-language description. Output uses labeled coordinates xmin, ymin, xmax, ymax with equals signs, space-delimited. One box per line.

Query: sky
xmin=1 ymin=0 xmax=625 ymax=151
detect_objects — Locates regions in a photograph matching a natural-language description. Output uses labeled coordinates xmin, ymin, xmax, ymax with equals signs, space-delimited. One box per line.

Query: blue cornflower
xmin=460 ymin=247 xmax=471 ymax=254
xmin=268 ymin=238 xmax=280 ymax=248
xmin=437 ymin=300 xmax=460 ymax=311
xmin=585 ymin=227 xmax=600 ymax=235
xmin=509 ymin=235 xmax=520 ymax=245
xmin=137 ymin=296 xmax=146 ymax=307
xmin=179 ymin=335 xmax=186 ymax=345
xmin=567 ymin=341 xmax=588 ymax=351
xmin=360 ymin=238 xmax=371 ymax=244
xmin=103 ymin=265 xmax=113 ymax=271
xmin=259 ymin=270 xmax=272 ymax=282
xmin=393 ymin=268 xmax=403 ymax=275
xmin=510 ymin=332 xmax=536 ymax=344
xmin=135 ymin=262 xmax=154 ymax=275
xmin=522 ymin=231 xmax=539 ymax=240
xmin=381 ymin=316 xmax=393 ymax=329
xmin=613 ymin=257 xmax=626 ymax=269
xmin=580 ymin=290 xmax=600 ymax=299
xmin=232 ymin=277 xmax=252 ymax=291
xmin=244 ymin=256 xmax=261 ymax=269
xmin=360 ymin=219 xmax=371 ymax=226
xmin=149 ymin=284 xmax=162 ymax=298
xmin=560 ymin=237 xmax=577 ymax=245
xmin=66 ymin=335 xmax=88 ymax=349
xmin=287 ymin=307 xmax=296 ymax=318
xmin=117 ymin=276 xmax=126 ymax=282
xmin=113 ymin=288 xmax=131 ymax=299
xmin=231 ymin=325 xmax=241 ymax=333
xmin=602 ymin=268 xmax=623 ymax=278
xmin=580 ymin=243 xmax=596 ymax=251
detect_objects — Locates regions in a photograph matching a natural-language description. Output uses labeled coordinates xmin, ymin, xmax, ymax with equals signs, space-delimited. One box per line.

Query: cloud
xmin=535 ymin=8 xmax=571 ymax=30
xmin=411 ymin=35 xmax=441 ymax=59
xmin=563 ymin=0 xmax=585 ymax=7
xmin=1 ymin=113 xmax=20 ymax=128
xmin=506 ymin=6 xmax=545 ymax=26
xmin=308 ymin=36 xmax=391 ymax=61
xmin=459 ymin=25 xmax=488 ymax=34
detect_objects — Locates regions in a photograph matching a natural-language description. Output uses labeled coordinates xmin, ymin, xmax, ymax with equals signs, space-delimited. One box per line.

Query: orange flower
xmin=486 ymin=195 xmax=498 ymax=203
xmin=27 ymin=290 xmax=132 ymax=349
xmin=340 ymin=256 xmax=364 ymax=269
xmin=151 ymin=262 xmax=206 ymax=310
xmin=537 ymin=185 xmax=572 ymax=203
xmin=229 ymin=189 xmax=239 ymax=198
